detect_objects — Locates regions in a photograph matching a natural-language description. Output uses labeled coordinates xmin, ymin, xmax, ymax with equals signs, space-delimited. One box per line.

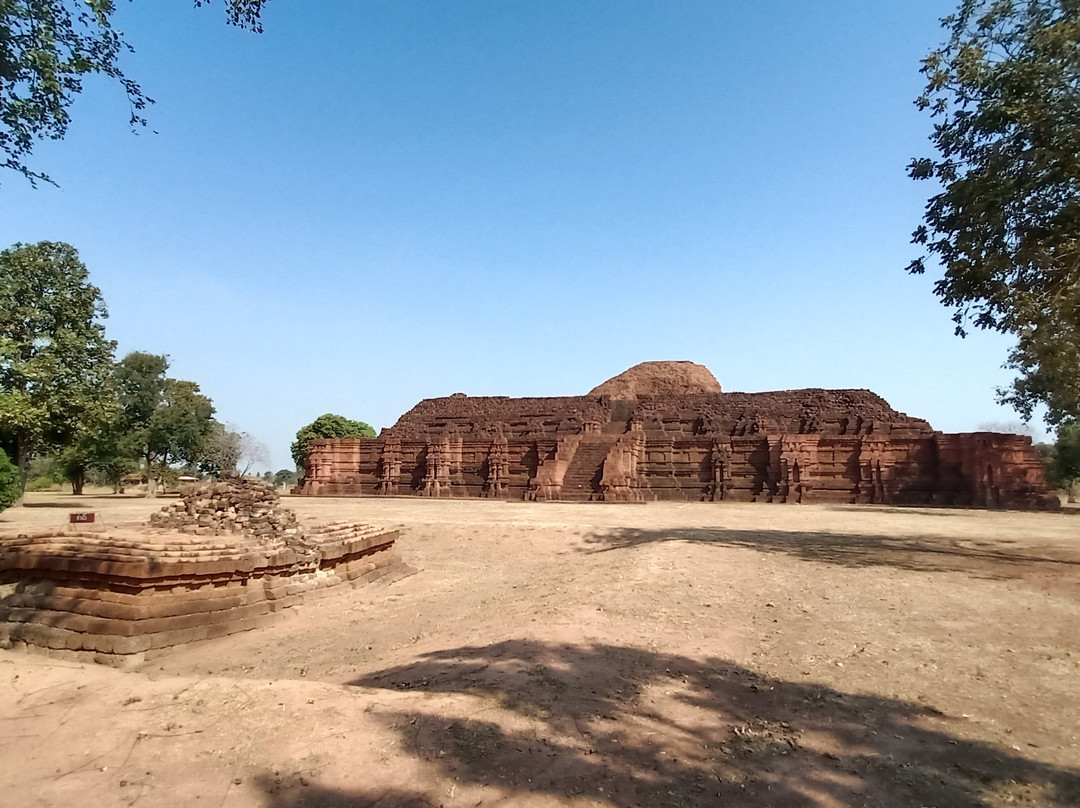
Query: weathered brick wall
xmin=0 ymin=481 xmax=413 ymax=663
xmin=934 ymin=432 xmax=1055 ymax=508
xmin=296 ymin=387 xmax=1056 ymax=509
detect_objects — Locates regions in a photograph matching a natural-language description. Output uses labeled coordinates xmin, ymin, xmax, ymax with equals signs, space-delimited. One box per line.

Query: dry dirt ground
xmin=0 ymin=493 xmax=1078 ymax=808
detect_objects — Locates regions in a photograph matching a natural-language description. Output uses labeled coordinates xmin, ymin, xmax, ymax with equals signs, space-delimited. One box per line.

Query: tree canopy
xmin=273 ymin=468 xmax=299 ymax=487
xmin=114 ymin=351 xmax=216 ymax=495
xmin=291 ymin=414 xmax=376 ymax=470
xmin=909 ymin=0 xmax=1080 ymax=425
xmin=0 ymin=240 xmax=270 ymax=494
xmin=199 ymin=421 xmax=242 ymax=479
xmin=1 ymin=0 xmax=270 ymax=185
xmin=200 ymin=422 xmax=268 ymax=478
xmin=1050 ymin=421 xmax=1080 ymax=490
xmin=0 ymin=241 xmax=117 ymax=478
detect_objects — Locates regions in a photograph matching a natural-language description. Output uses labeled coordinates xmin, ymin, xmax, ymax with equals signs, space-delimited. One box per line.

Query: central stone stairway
xmin=560 ymin=437 xmax=617 ymax=501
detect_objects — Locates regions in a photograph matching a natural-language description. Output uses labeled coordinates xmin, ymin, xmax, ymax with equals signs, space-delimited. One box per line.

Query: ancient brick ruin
xmin=0 ymin=480 xmax=410 ymax=663
xmin=296 ymin=361 xmax=1056 ymax=509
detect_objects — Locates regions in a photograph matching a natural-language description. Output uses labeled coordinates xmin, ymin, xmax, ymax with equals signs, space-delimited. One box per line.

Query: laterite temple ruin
xmin=296 ymin=362 xmax=1056 ymax=509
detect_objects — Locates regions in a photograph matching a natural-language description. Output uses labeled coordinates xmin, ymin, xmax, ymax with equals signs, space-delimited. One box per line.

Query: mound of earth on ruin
xmin=587 ymin=360 xmax=723 ymax=398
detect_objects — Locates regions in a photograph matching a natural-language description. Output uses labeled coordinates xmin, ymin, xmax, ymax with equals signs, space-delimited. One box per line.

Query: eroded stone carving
xmin=600 ymin=430 xmax=645 ymax=502
xmin=483 ymin=435 xmax=511 ymax=498
xmin=296 ymin=362 xmax=1057 ymax=509
xmin=526 ymin=436 xmax=581 ymax=501
xmin=377 ymin=437 xmax=403 ymax=496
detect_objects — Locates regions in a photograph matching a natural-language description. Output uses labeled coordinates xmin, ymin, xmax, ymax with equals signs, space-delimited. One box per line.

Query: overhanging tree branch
xmin=0 ymin=0 xmax=270 ymax=185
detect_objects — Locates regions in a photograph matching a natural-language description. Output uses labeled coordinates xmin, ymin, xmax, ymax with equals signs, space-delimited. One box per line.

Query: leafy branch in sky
xmin=909 ymin=0 xmax=1080 ymax=424
xmin=0 ymin=0 xmax=270 ymax=185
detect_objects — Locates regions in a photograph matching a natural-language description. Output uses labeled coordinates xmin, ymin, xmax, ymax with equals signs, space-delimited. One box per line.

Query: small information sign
xmin=69 ymin=512 xmax=96 ymax=524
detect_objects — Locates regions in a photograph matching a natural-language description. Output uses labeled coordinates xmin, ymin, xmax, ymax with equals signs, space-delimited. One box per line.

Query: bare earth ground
xmin=0 ymin=493 xmax=1078 ymax=808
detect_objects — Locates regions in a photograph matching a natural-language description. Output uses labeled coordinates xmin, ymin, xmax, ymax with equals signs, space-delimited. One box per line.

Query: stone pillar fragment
xmin=483 ymin=436 xmax=510 ymax=498
xmin=600 ymin=430 xmax=645 ymax=502
xmin=377 ymin=438 xmax=403 ymax=496
xmin=709 ymin=440 xmax=732 ymax=501
xmin=856 ymin=436 xmax=890 ymax=504
xmin=778 ymin=435 xmax=819 ymax=503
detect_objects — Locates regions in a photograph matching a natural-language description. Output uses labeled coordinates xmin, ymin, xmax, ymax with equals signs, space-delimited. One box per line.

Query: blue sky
xmin=0 ymin=1 xmax=1041 ymax=471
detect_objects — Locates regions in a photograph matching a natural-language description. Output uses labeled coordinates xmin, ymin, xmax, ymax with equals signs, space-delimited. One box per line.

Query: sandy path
xmin=1 ymin=494 xmax=1078 ymax=807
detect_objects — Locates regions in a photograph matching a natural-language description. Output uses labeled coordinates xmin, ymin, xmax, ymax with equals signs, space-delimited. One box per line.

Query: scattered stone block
xmin=0 ymin=479 xmax=413 ymax=663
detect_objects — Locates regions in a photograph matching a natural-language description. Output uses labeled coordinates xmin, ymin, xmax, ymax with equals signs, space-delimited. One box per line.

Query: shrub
xmin=0 ymin=448 xmax=21 ymax=511
xmin=25 ymin=476 xmax=59 ymax=492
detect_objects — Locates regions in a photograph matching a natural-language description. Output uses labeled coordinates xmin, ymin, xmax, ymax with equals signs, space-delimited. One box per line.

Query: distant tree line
xmin=0 ymin=241 xmax=267 ymax=503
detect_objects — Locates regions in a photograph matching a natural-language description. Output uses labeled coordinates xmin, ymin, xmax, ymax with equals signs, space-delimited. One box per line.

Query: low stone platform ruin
xmin=296 ymin=361 xmax=1057 ymax=509
xmin=0 ymin=480 xmax=411 ymax=664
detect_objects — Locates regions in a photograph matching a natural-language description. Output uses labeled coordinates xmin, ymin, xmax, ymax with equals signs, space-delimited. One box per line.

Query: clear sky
xmin=0 ymin=1 xmax=1043 ymax=471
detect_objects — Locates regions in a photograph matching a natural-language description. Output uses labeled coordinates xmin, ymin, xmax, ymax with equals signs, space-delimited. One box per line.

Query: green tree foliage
xmin=23 ymin=453 xmax=63 ymax=491
xmin=49 ymin=364 xmax=131 ymax=494
xmin=273 ymin=468 xmax=299 ymax=487
xmin=1050 ymin=421 xmax=1080 ymax=497
xmin=909 ymin=0 xmax=1080 ymax=425
xmin=86 ymin=430 xmax=140 ymax=493
xmin=114 ymin=351 xmax=215 ymax=495
xmin=0 ymin=447 xmax=20 ymax=511
xmin=1 ymin=0 xmax=270 ymax=185
xmin=291 ymin=414 xmax=376 ymax=470
xmin=56 ymin=443 xmax=92 ymax=495
xmin=56 ymin=399 xmax=138 ymax=494
xmin=0 ymin=242 xmax=117 ymax=483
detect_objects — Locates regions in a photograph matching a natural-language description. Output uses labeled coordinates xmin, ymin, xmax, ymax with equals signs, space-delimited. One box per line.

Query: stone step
xmin=560 ymin=439 xmax=616 ymax=501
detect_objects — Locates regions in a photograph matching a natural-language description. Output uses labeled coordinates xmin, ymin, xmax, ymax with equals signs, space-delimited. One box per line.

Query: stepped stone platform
xmin=0 ymin=480 xmax=411 ymax=664
xmin=296 ymin=361 xmax=1057 ymax=509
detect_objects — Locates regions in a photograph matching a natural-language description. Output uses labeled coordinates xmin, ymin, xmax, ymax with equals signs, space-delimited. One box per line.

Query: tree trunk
xmin=15 ymin=435 xmax=28 ymax=480
xmin=69 ymin=466 xmax=85 ymax=495
xmin=144 ymin=453 xmax=158 ymax=497
xmin=14 ymin=432 xmax=30 ymax=503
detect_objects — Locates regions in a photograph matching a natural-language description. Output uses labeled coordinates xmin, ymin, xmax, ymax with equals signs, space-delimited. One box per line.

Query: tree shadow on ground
xmin=822 ymin=504 xmax=1079 ymax=518
xmin=13 ymin=501 xmax=88 ymax=508
xmin=257 ymin=640 xmax=1079 ymax=808
xmin=580 ymin=526 xmax=1080 ymax=582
